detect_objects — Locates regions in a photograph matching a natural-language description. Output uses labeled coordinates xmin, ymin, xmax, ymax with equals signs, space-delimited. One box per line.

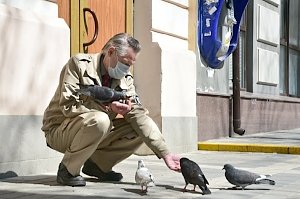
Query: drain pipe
xmin=232 ymin=43 xmax=245 ymax=136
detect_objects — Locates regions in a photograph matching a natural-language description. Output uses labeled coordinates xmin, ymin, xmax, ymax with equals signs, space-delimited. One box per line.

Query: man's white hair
xmin=102 ymin=33 xmax=141 ymax=56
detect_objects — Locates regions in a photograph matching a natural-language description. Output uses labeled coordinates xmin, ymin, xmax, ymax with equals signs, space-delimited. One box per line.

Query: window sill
xmin=196 ymin=90 xmax=300 ymax=103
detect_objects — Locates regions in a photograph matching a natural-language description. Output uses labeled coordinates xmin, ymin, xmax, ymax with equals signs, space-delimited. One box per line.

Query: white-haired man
xmin=42 ymin=33 xmax=181 ymax=186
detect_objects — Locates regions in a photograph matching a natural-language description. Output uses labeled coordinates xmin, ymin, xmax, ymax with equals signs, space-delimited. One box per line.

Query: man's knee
xmin=81 ymin=112 xmax=111 ymax=135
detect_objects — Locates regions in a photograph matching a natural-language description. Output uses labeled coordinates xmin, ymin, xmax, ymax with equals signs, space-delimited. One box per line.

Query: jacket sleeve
xmin=124 ymin=105 xmax=170 ymax=158
xmin=123 ymin=76 xmax=170 ymax=158
xmin=122 ymin=74 xmax=142 ymax=105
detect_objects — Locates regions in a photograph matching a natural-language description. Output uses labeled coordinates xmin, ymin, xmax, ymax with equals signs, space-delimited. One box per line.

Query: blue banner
xmin=198 ymin=0 xmax=249 ymax=69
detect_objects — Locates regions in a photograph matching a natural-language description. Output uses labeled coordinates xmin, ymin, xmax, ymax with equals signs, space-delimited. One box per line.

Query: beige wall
xmin=134 ymin=0 xmax=198 ymax=154
xmin=0 ymin=3 xmax=68 ymax=115
xmin=0 ymin=3 xmax=68 ymax=175
xmin=0 ymin=0 xmax=58 ymax=17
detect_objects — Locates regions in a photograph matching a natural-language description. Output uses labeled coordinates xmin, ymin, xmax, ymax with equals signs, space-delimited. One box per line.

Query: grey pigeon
xmin=180 ymin=157 xmax=211 ymax=195
xmin=76 ymin=84 xmax=128 ymax=103
xmin=223 ymin=164 xmax=275 ymax=189
xmin=135 ymin=160 xmax=155 ymax=193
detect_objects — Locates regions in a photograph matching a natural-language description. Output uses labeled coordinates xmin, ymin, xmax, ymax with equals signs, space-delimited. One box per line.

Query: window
xmin=280 ymin=0 xmax=300 ymax=96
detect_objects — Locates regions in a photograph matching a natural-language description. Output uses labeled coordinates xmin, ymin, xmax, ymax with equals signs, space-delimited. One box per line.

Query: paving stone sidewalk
xmin=1 ymin=150 xmax=300 ymax=199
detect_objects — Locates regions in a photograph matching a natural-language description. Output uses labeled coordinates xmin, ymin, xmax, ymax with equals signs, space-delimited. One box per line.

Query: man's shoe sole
xmin=57 ymin=176 xmax=86 ymax=187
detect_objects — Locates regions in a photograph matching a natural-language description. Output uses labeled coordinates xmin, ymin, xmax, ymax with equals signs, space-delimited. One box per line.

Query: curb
xmin=198 ymin=142 xmax=300 ymax=155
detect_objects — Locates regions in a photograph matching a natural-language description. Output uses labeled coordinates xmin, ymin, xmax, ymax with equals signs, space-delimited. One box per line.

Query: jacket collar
xmin=84 ymin=53 xmax=101 ymax=85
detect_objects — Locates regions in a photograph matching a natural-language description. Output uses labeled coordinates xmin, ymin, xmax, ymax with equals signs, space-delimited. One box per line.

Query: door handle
xmin=83 ymin=8 xmax=99 ymax=53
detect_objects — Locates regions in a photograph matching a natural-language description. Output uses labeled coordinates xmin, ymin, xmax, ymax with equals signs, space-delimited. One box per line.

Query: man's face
xmin=108 ymin=47 xmax=138 ymax=69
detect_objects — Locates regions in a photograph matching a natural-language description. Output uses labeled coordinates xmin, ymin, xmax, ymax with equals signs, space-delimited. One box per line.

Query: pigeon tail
xmin=256 ymin=178 xmax=275 ymax=185
xmin=199 ymin=186 xmax=211 ymax=195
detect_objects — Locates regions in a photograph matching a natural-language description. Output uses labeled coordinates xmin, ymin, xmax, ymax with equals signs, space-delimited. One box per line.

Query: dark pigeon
xmin=76 ymin=84 xmax=128 ymax=103
xmin=180 ymin=157 xmax=211 ymax=195
xmin=223 ymin=164 xmax=275 ymax=189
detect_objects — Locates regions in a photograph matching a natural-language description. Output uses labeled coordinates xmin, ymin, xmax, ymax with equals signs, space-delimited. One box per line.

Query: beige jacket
xmin=41 ymin=53 xmax=169 ymax=157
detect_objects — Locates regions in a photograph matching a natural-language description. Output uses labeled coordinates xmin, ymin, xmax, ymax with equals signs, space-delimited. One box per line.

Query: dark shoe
xmin=57 ymin=163 xmax=86 ymax=186
xmin=82 ymin=159 xmax=123 ymax=181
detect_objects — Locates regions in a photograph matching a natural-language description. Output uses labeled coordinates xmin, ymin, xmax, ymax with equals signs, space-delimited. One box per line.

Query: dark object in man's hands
xmin=76 ymin=84 xmax=128 ymax=103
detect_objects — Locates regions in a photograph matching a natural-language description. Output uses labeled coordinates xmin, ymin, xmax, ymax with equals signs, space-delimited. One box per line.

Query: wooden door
xmin=84 ymin=0 xmax=126 ymax=53
xmin=57 ymin=0 xmax=133 ymax=55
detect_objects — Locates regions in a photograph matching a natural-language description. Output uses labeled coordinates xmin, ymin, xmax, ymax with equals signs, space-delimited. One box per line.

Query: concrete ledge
xmin=198 ymin=142 xmax=300 ymax=155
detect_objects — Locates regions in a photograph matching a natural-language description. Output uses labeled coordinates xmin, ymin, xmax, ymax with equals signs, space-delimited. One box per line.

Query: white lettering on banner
xmin=202 ymin=0 xmax=219 ymax=38
xmin=204 ymin=0 xmax=219 ymax=5
xmin=208 ymin=6 xmax=217 ymax=15
xmin=206 ymin=18 xmax=211 ymax=27
xmin=204 ymin=31 xmax=212 ymax=36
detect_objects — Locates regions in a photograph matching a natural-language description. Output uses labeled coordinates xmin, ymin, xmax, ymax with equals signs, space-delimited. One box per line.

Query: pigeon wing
xmin=227 ymin=168 xmax=260 ymax=186
xmin=186 ymin=160 xmax=208 ymax=186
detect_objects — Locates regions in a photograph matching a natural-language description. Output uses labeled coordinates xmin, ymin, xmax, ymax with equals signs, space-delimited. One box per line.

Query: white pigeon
xmin=135 ymin=160 xmax=155 ymax=192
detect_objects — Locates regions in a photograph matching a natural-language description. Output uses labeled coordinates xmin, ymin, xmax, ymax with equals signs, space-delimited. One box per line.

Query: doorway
xmin=57 ymin=0 xmax=133 ymax=55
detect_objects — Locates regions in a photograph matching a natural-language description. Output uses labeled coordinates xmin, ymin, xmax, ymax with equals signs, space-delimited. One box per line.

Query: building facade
xmin=0 ymin=0 xmax=299 ymax=175
xmin=197 ymin=0 xmax=300 ymax=141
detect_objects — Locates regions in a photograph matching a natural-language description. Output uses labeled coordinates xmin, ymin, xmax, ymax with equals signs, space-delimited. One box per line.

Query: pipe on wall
xmin=232 ymin=42 xmax=245 ymax=136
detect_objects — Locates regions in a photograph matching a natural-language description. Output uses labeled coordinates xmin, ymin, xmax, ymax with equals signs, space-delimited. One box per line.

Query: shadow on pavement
xmin=156 ymin=184 xmax=185 ymax=192
xmin=0 ymin=190 xmax=126 ymax=199
xmin=1 ymin=175 xmax=141 ymax=187
xmin=85 ymin=177 xmax=137 ymax=185
xmin=220 ymin=187 xmax=271 ymax=191
xmin=122 ymin=188 xmax=148 ymax=196
xmin=156 ymin=184 xmax=208 ymax=195
xmin=0 ymin=175 xmax=59 ymax=186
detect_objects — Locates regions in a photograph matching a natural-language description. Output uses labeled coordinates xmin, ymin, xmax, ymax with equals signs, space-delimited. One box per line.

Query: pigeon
xmin=223 ymin=164 xmax=276 ymax=189
xmin=180 ymin=157 xmax=211 ymax=195
xmin=135 ymin=160 xmax=155 ymax=193
xmin=76 ymin=84 xmax=128 ymax=103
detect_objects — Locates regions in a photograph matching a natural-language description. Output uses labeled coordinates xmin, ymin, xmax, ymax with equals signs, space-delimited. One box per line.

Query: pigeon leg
xmin=141 ymin=186 xmax=148 ymax=193
xmin=193 ymin=184 xmax=196 ymax=191
xmin=182 ymin=184 xmax=188 ymax=192
xmin=199 ymin=186 xmax=205 ymax=193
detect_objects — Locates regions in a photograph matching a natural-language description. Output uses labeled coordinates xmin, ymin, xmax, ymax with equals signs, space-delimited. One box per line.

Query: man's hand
xmin=163 ymin=153 xmax=181 ymax=172
xmin=110 ymin=100 xmax=132 ymax=115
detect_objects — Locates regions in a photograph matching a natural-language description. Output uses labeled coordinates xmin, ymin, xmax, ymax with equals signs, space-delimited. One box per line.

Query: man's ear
xmin=107 ymin=47 xmax=116 ymax=57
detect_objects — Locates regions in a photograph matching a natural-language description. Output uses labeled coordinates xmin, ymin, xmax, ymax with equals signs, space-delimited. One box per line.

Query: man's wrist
xmin=157 ymin=150 xmax=171 ymax=159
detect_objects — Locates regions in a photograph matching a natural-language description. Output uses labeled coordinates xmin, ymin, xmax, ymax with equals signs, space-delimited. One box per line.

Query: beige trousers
xmin=45 ymin=111 xmax=143 ymax=176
